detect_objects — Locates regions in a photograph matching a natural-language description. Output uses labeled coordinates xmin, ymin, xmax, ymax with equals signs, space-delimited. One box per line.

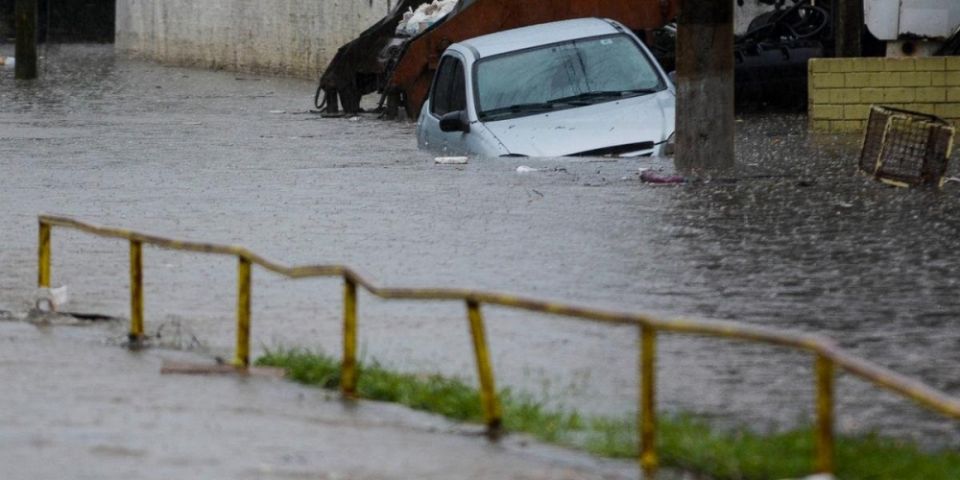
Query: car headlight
xmin=662 ymin=132 xmax=675 ymax=156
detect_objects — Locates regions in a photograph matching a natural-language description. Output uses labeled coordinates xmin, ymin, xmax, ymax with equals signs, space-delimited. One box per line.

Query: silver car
xmin=417 ymin=18 xmax=676 ymax=158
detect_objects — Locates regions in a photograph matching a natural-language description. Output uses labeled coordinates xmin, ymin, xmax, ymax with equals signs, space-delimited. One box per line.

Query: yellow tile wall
xmin=808 ymin=57 xmax=960 ymax=132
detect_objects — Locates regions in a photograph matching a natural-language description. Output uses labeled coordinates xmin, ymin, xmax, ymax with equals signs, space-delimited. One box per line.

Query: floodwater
xmin=2 ymin=45 xmax=960 ymax=451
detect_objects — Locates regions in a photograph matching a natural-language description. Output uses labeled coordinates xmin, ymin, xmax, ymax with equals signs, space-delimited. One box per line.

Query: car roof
xmin=458 ymin=18 xmax=623 ymax=59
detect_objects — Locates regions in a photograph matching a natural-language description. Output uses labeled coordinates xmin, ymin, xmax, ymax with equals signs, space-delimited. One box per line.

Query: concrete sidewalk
xmin=0 ymin=315 xmax=660 ymax=480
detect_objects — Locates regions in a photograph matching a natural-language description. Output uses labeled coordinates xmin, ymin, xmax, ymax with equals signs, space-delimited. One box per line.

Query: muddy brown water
xmin=2 ymin=45 xmax=960 ymax=448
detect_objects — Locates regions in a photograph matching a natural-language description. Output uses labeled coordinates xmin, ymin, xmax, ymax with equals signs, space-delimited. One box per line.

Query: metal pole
xmin=341 ymin=277 xmax=358 ymax=396
xmin=129 ymin=240 xmax=144 ymax=342
xmin=675 ymin=0 xmax=734 ymax=172
xmin=44 ymin=0 xmax=50 ymax=44
xmin=466 ymin=300 xmax=502 ymax=435
xmin=640 ymin=325 xmax=658 ymax=478
xmin=37 ymin=221 xmax=51 ymax=288
xmin=816 ymin=354 xmax=836 ymax=474
xmin=234 ymin=256 xmax=252 ymax=368
xmin=834 ymin=0 xmax=863 ymax=57
xmin=15 ymin=0 xmax=38 ymax=79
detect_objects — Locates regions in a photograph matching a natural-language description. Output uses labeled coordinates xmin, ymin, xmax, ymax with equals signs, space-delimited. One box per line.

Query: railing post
xmin=341 ymin=276 xmax=358 ymax=396
xmin=129 ymin=240 xmax=145 ymax=343
xmin=640 ymin=325 xmax=658 ymax=478
xmin=466 ymin=300 xmax=502 ymax=435
xmin=234 ymin=256 xmax=252 ymax=368
xmin=816 ymin=353 xmax=835 ymax=474
xmin=38 ymin=221 xmax=51 ymax=288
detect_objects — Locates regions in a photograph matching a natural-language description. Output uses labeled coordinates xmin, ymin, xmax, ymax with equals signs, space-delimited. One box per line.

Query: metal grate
xmin=858 ymin=106 xmax=956 ymax=187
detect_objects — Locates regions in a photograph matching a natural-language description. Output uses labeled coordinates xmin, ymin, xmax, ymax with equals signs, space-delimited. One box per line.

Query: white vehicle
xmin=416 ymin=18 xmax=676 ymax=158
xmin=865 ymin=0 xmax=960 ymax=56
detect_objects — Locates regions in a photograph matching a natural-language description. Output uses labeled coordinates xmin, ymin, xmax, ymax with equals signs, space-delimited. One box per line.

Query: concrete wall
xmin=115 ymin=0 xmax=773 ymax=79
xmin=116 ymin=0 xmax=395 ymax=79
xmin=808 ymin=57 xmax=960 ymax=132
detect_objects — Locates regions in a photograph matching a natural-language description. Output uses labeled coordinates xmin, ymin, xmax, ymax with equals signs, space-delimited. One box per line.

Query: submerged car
xmin=417 ymin=17 xmax=675 ymax=158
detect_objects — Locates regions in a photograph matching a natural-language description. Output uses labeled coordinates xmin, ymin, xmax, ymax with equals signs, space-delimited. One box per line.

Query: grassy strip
xmin=256 ymin=348 xmax=960 ymax=480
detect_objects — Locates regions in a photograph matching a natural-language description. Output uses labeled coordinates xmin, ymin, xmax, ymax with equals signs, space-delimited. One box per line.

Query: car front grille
xmin=571 ymin=141 xmax=655 ymax=157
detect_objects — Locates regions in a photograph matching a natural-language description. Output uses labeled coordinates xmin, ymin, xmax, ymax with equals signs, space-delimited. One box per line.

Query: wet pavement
xmin=2 ymin=43 xmax=960 ymax=461
xmin=0 ymin=317 xmax=652 ymax=480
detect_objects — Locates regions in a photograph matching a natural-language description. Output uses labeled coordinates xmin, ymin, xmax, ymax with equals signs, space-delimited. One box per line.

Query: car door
xmin=419 ymin=53 xmax=470 ymax=155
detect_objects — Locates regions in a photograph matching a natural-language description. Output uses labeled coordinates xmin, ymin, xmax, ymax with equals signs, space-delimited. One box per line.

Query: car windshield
xmin=475 ymin=34 xmax=663 ymax=120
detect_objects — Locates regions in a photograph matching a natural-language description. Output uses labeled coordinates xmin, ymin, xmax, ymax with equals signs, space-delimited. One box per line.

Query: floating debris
xmin=435 ymin=156 xmax=468 ymax=165
xmin=35 ymin=285 xmax=69 ymax=312
xmin=640 ymin=170 xmax=685 ymax=184
xmin=859 ymin=106 xmax=955 ymax=188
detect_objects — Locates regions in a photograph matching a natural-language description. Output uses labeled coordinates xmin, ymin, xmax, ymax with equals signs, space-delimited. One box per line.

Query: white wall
xmin=115 ymin=0 xmax=777 ymax=79
xmin=116 ymin=0 xmax=395 ymax=79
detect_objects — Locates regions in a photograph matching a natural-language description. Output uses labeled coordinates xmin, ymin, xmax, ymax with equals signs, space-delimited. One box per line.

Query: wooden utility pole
xmin=15 ymin=0 xmax=38 ymax=79
xmin=675 ymin=0 xmax=735 ymax=172
xmin=834 ymin=0 xmax=863 ymax=57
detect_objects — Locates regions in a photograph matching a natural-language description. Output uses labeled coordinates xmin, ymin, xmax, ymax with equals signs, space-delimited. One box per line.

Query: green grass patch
xmin=257 ymin=348 xmax=960 ymax=480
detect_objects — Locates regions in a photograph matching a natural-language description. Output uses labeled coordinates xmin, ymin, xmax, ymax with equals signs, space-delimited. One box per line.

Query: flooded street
xmin=2 ymin=44 xmax=960 ymax=449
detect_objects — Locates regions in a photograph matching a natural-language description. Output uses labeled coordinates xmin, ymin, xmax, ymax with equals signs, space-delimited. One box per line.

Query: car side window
xmin=431 ymin=56 xmax=466 ymax=117
xmin=449 ymin=63 xmax=466 ymax=113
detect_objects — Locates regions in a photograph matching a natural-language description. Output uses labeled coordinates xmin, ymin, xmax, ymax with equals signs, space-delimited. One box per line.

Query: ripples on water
xmin=2 ymin=45 xmax=959 ymax=447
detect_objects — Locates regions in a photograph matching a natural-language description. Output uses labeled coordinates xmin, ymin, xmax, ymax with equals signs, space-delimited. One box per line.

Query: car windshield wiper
xmin=480 ymin=102 xmax=556 ymax=118
xmin=479 ymin=89 xmax=660 ymax=118
xmin=550 ymin=89 xmax=660 ymax=104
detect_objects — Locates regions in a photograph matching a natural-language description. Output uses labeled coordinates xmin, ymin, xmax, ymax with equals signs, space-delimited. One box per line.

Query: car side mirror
xmin=439 ymin=110 xmax=470 ymax=133
xmin=668 ymin=71 xmax=677 ymax=84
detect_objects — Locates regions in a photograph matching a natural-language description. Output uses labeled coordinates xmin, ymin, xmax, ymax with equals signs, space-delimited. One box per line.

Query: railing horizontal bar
xmin=40 ymin=215 xmax=334 ymax=277
xmin=38 ymin=214 xmax=960 ymax=423
xmin=821 ymin=347 xmax=960 ymax=419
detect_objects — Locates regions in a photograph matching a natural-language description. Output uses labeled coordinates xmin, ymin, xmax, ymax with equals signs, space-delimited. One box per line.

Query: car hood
xmin=481 ymin=90 xmax=675 ymax=157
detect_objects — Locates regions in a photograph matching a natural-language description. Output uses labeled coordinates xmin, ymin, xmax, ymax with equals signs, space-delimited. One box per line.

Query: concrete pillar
xmin=15 ymin=0 xmax=38 ymax=79
xmin=675 ymin=0 xmax=734 ymax=172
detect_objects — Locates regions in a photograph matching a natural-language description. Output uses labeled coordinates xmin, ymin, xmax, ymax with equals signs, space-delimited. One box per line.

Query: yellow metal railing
xmin=35 ymin=214 xmax=960 ymax=478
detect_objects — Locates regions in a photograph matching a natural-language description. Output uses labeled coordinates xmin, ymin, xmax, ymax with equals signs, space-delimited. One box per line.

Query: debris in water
xmin=0 ymin=57 xmax=14 ymax=68
xmin=516 ymin=166 xmax=538 ymax=173
xmin=269 ymin=110 xmax=286 ymax=114
xmin=434 ymin=156 xmax=468 ymax=165
xmin=858 ymin=106 xmax=955 ymax=188
xmin=35 ymin=286 xmax=69 ymax=312
xmin=640 ymin=170 xmax=685 ymax=184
